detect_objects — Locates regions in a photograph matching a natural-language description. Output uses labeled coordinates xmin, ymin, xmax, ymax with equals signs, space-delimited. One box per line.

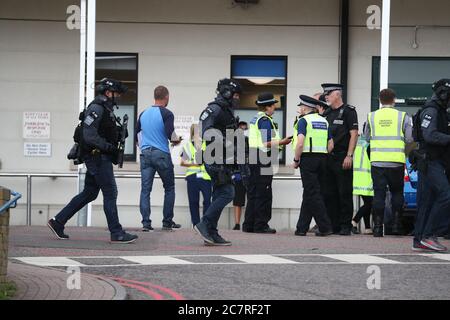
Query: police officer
xmin=194 ymin=78 xmax=242 ymax=246
xmin=351 ymin=137 xmax=374 ymax=235
xmin=293 ymin=95 xmax=333 ymax=236
xmin=180 ymin=124 xmax=212 ymax=227
xmin=47 ymin=78 xmax=138 ymax=244
xmin=364 ymin=88 xmax=413 ymax=237
xmin=243 ymin=92 xmax=292 ymax=234
xmin=315 ymin=93 xmax=329 ymax=116
xmin=413 ymin=79 xmax=450 ymax=252
xmin=322 ymin=83 xmax=359 ymax=235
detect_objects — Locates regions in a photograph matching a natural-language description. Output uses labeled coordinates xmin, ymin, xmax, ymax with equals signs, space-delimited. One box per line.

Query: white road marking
xmin=222 ymin=254 xmax=299 ymax=264
xmin=322 ymin=254 xmax=403 ymax=264
xmin=121 ymin=256 xmax=194 ymax=265
xmin=420 ymin=254 xmax=450 ymax=261
xmin=11 ymin=254 xmax=450 ymax=267
xmin=14 ymin=257 xmax=86 ymax=267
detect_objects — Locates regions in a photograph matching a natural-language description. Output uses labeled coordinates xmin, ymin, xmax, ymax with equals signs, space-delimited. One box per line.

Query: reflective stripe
xmin=397 ymin=110 xmax=403 ymax=137
xmin=371 ymin=148 xmax=405 ymax=152
xmin=370 ymin=112 xmax=376 ymax=136
xmin=353 ymin=187 xmax=374 ymax=191
xmin=358 ymin=145 xmax=365 ymax=169
xmin=353 ymin=141 xmax=374 ymax=196
xmin=370 ymin=136 xmax=403 ymax=141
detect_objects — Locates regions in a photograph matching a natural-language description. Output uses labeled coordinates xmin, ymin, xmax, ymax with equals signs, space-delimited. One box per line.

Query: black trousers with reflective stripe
xmin=296 ymin=154 xmax=332 ymax=233
xmin=324 ymin=152 xmax=354 ymax=232
xmin=243 ymin=164 xmax=273 ymax=231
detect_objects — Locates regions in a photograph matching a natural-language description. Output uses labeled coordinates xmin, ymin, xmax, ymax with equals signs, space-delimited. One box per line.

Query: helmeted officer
xmin=293 ymin=95 xmax=333 ymax=236
xmin=413 ymin=78 xmax=450 ymax=252
xmin=243 ymin=92 xmax=292 ymax=234
xmin=322 ymin=83 xmax=359 ymax=235
xmin=194 ymin=78 xmax=242 ymax=246
xmin=48 ymin=78 xmax=138 ymax=244
xmin=364 ymin=88 xmax=413 ymax=237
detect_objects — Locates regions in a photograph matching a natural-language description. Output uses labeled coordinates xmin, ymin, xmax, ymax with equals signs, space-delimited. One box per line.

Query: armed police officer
xmin=48 ymin=78 xmax=138 ymax=244
xmin=243 ymin=93 xmax=292 ymax=234
xmin=194 ymin=78 xmax=242 ymax=246
xmin=413 ymin=79 xmax=450 ymax=252
xmin=293 ymin=95 xmax=333 ymax=237
xmin=322 ymin=83 xmax=359 ymax=235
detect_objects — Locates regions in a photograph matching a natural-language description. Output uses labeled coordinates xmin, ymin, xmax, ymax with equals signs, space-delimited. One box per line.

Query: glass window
xmin=95 ymin=53 xmax=138 ymax=162
xmin=231 ymin=56 xmax=288 ymax=163
xmin=371 ymin=57 xmax=450 ymax=114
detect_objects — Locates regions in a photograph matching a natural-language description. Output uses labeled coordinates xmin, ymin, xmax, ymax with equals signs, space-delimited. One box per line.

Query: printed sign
xmin=23 ymin=112 xmax=51 ymax=139
xmin=24 ymin=143 xmax=52 ymax=157
xmin=172 ymin=115 xmax=196 ymax=164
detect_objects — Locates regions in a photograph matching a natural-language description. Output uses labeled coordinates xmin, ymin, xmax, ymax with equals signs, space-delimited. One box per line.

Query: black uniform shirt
xmin=199 ymin=97 xmax=237 ymax=164
xmin=326 ymin=104 xmax=359 ymax=153
xmin=419 ymin=100 xmax=450 ymax=160
xmin=82 ymin=95 xmax=119 ymax=153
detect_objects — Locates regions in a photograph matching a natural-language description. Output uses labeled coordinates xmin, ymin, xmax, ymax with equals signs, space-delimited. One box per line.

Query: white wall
xmin=347 ymin=0 xmax=450 ymax=124
xmin=1 ymin=0 xmax=450 ymax=229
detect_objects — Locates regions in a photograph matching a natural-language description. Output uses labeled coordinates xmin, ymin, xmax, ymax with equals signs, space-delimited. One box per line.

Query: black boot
xmin=391 ymin=210 xmax=403 ymax=235
xmin=373 ymin=210 xmax=384 ymax=238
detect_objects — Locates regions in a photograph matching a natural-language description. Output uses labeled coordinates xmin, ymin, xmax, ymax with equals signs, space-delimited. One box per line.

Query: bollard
xmin=0 ymin=187 xmax=11 ymax=284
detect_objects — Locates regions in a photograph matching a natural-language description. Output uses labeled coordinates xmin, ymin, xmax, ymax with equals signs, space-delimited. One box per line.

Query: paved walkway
xmin=7 ymin=262 xmax=127 ymax=300
xmin=7 ymin=226 xmax=450 ymax=300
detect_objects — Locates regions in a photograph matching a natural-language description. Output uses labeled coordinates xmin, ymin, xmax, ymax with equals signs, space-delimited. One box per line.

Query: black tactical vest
xmin=90 ymin=95 xmax=119 ymax=146
xmin=422 ymin=102 xmax=450 ymax=160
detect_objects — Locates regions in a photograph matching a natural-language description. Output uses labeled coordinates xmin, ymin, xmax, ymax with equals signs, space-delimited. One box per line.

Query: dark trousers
xmin=201 ymin=165 xmax=235 ymax=235
xmin=55 ymin=154 xmax=123 ymax=236
xmin=414 ymin=160 xmax=450 ymax=240
xmin=371 ymin=166 xmax=404 ymax=220
xmin=353 ymin=196 xmax=373 ymax=228
xmin=186 ymin=175 xmax=212 ymax=226
xmin=243 ymin=164 xmax=273 ymax=232
xmin=296 ymin=155 xmax=332 ymax=233
xmin=324 ymin=153 xmax=354 ymax=231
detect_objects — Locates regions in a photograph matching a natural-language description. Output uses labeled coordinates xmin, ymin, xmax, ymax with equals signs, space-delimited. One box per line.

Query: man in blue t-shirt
xmin=136 ymin=86 xmax=182 ymax=231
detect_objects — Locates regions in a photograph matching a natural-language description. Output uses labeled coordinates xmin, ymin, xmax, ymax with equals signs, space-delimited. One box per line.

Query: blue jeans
xmin=414 ymin=160 xmax=450 ymax=240
xmin=186 ymin=175 xmax=212 ymax=226
xmin=139 ymin=147 xmax=175 ymax=228
xmin=55 ymin=154 xmax=123 ymax=236
xmin=200 ymin=165 xmax=235 ymax=235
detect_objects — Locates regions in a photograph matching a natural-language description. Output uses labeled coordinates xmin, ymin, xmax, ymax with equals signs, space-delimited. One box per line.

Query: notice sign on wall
xmin=23 ymin=112 xmax=51 ymax=139
xmin=24 ymin=143 xmax=52 ymax=157
xmin=171 ymin=115 xmax=195 ymax=164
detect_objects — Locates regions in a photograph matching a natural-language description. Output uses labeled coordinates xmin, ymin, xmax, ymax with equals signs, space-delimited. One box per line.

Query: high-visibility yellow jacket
xmin=353 ymin=139 xmax=374 ymax=196
xmin=367 ymin=107 xmax=406 ymax=164
xmin=183 ymin=141 xmax=211 ymax=181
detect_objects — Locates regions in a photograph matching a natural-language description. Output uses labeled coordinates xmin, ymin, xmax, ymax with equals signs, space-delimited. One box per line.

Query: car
xmin=382 ymin=159 xmax=417 ymax=235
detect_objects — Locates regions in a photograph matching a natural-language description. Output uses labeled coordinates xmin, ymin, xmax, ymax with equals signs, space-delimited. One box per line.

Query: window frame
xmin=230 ymin=55 xmax=289 ymax=164
xmin=95 ymin=52 xmax=139 ymax=163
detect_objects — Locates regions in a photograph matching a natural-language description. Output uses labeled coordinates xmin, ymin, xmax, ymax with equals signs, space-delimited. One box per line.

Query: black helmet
xmin=217 ymin=78 xmax=242 ymax=100
xmin=96 ymin=78 xmax=128 ymax=95
xmin=432 ymin=78 xmax=450 ymax=103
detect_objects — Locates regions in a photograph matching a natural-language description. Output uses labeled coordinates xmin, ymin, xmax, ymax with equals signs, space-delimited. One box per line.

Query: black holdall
xmin=67 ymin=110 xmax=86 ymax=165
